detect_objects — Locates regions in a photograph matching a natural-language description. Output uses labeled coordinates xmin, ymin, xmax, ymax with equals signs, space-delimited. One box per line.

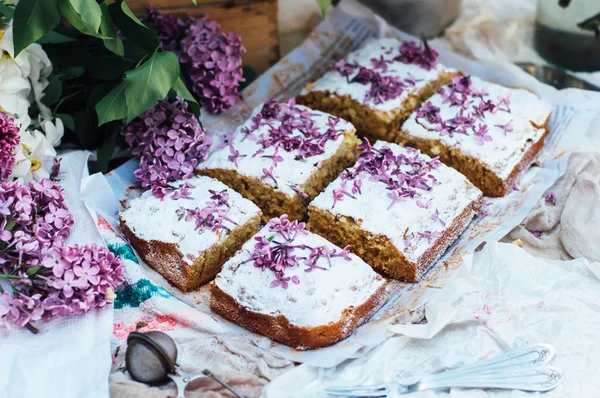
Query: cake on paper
xmin=120 ymin=176 xmax=261 ymax=291
xmin=400 ymin=75 xmax=553 ymax=196
xmin=296 ymin=38 xmax=457 ymax=142
xmin=196 ymin=99 xmax=360 ymax=221
xmin=210 ymin=215 xmax=388 ymax=350
xmin=308 ymin=141 xmax=483 ymax=282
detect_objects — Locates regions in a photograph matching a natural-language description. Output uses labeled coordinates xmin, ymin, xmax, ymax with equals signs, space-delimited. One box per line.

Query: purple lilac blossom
xmin=122 ymin=98 xmax=212 ymax=200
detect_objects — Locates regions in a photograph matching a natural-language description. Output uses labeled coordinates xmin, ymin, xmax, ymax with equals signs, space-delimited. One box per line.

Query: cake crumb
xmin=512 ymin=239 xmax=523 ymax=247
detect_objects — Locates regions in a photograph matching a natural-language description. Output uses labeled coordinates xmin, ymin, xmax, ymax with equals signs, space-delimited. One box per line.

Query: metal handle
xmin=416 ymin=366 xmax=563 ymax=392
xmin=168 ymin=368 xmax=245 ymax=398
xmin=414 ymin=344 xmax=562 ymax=392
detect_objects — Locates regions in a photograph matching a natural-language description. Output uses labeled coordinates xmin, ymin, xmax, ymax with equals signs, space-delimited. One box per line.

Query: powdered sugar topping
xmin=215 ymin=220 xmax=385 ymax=327
xmin=120 ymin=176 xmax=260 ymax=264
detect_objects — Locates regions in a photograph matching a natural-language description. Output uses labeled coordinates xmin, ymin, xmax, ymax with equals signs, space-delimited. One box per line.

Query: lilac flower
xmin=332 ymin=180 xmax=355 ymax=208
xmin=497 ymin=92 xmax=512 ymax=113
xmin=419 ymin=230 xmax=444 ymax=243
xmin=0 ymin=112 xmax=20 ymax=182
xmin=217 ymin=132 xmax=235 ymax=150
xmin=416 ymin=102 xmax=442 ymax=124
xmin=142 ymin=6 xmax=181 ymax=53
xmin=370 ymin=55 xmax=389 ymax=71
xmin=262 ymin=147 xmax=284 ymax=167
xmin=122 ymin=98 xmax=212 ymax=198
xmin=417 ymin=199 xmax=432 ymax=209
xmin=180 ymin=17 xmax=246 ymax=114
xmin=430 ymin=209 xmax=446 ymax=226
xmin=261 ymin=167 xmax=277 ymax=186
xmin=474 ymin=124 xmax=493 ymax=146
xmin=545 ymin=192 xmax=557 ymax=205
xmin=365 ymin=75 xmax=404 ymax=104
xmin=334 ymin=59 xmax=356 ymax=77
xmin=396 ymin=39 xmax=439 ymax=70
xmin=50 ymin=158 xmax=62 ymax=181
xmin=228 ymin=144 xmax=244 ymax=167
xmin=531 ymin=230 xmax=542 ymax=238
xmin=244 ymin=215 xmax=350 ymax=288
xmin=495 ymin=120 xmax=514 ymax=135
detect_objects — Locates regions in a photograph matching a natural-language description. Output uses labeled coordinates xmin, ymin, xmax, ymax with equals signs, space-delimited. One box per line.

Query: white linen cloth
xmin=0 ymin=151 xmax=113 ymax=398
xmin=263 ymin=242 xmax=600 ymax=397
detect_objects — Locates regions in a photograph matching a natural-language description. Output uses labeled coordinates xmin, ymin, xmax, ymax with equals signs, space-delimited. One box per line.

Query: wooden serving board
xmin=127 ymin=0 xmax=279 ymax=74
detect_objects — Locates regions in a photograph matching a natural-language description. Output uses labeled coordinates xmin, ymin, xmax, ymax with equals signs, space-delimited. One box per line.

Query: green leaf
xmin=191 ymin=0 xmax=197 ymax=5
xmin=4 ymin=220 xmax=16 ymax=232
xmin=0 ymin=2 xmax=15 ymax=21
xmin=109 ymin=0 xmax=159 ymax=52
xmin=56 ymin=113 xmax=75 ymax=131
xmin=87 ymin=45 xmax=134 ymax=80
xmin=26 ymin=266 xmax=42 ymax=277
xmin=43 ymin=75 xmax=63 ymax=106
xmin=99 ymin=1 xmax=124 ymax=56
xmin=59 ymin=0 xmax=103 ymax=38
xmin=96 ymin=82 xmax=127 ymax=125
xmin=170 ymin=77 xmax=200 ymax=117
xmin=38 ymin=31 xmax=77 ymax=44
xmin=96 ymin=132 xmax=116 ymax=173
xmin=13 ymin=0 xmax=61 ymax=56
xmin=123 ymin=50 xmax=179 ymax=122
xmin=316 ymin=0 xmax=331 ymax=18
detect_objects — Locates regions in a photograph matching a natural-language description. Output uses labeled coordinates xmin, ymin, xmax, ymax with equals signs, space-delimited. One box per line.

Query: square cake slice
xmin=296 ymin=38 xmax=457 ymax=142
xmin=196 ymin=99 xmax=360 ymax=221
xmin=399 ymin=75 xmax=553 ymax=196
xmin=210 ymin=215 xmax=387 ymax=350
xmin=307 ymin=141 xmax=483 ymax=282
xmin=120 ymin=176 xmax=261 ymax=291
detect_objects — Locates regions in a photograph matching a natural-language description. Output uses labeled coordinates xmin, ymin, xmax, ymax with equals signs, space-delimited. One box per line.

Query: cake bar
xmin=308 ymin=141 xmax=483 ymax=282
xmin=399 ymin=75 xmax=553 ymax=196
xmin=210 ymin=215 xmax=387 ymax=350
xmin=120 ymin=176 xmax=261 ymax=291
xmin=297 ymin=38 xmax=457 ymax=142
xmin=196 ymin=99 xmax=360 ymax=221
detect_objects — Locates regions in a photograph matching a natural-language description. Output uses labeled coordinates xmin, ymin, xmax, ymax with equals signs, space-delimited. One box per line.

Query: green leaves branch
xmin=5 ymin=0 xmax=201 ymax=171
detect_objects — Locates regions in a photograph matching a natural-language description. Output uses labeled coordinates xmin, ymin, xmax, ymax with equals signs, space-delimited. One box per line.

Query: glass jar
xmin=534 ymin=0 xmax=600 ymax=71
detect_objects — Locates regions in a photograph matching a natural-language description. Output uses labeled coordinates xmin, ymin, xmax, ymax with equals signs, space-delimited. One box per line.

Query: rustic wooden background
xmin=127 ymin=0 xmax=279 ymax=74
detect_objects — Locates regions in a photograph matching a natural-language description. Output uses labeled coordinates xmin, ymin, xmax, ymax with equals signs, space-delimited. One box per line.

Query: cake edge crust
xmin=120 ymin=213 xmax=261 ymax=292
xmin=209 ymin=279 xmax=388 ymax=350
xmin=296 ymin=70 xmax=459 ymax=142
xmin=306 ymin=194 xmax=483 ymax=282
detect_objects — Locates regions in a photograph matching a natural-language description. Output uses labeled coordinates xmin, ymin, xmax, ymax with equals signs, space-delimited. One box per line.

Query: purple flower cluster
xmin=415 ymin=75 xmax=514 ymax=146
xmin=0 ymin=112 xmax=20 ymax=182
xmin=228 ymin=99 xmax=346 ymax=192
xmin=176 ymin=189 xmax=237 ymax=233
xmin=334 ymin=61 xmax=413 ymax=105
xmin=395 ymin=39 xmax=439 ymax=71
xmin=180 ymin=17 xmax=245 ymax=114
xmin=243 ymin=215 xmax=351 ymax=289
xmin=0 ymin=179 xmax=73 ymax=267
xmin=142 ymin=6 xmax=181 ymax=53
xmin=334 ymin=140 xmax=441 ymax=210
xmin=0 ymin=179 xmax=124 ymax=330
xmin=144 ymin=8 xmax=245 ymax=114
xmin=122 ymin=98 xmax=212 ymax=200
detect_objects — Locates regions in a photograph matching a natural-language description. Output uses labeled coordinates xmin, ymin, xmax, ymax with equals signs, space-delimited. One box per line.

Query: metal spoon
xmin=125 ymin=331 xmax=244 ymax=398
xmin=516 ymin=62 xmax=600 ymax=91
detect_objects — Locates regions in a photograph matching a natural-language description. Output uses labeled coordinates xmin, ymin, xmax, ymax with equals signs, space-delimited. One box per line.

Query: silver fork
xmin=325 ymin=343 xmax=563 ymax=397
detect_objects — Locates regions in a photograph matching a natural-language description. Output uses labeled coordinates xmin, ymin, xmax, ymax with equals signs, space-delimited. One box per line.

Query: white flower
xmin=10 ymin=129 xmax=57 ymax=182
xmin=41 ymin=117 xmax=64 ymax=147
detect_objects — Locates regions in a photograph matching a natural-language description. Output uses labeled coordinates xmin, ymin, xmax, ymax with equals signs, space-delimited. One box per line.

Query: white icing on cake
xmin=196 ymin=103 xmax=355 ymax=197
xmin=214 ymin=225 xmax=385 ymax=327
xmin=401 ymin=76 xmax=553 ymax=180
xmin=302 ymin=38 xmax=455 ymax=114
xmin=120 ymin=176 xmax=261 ymax=264
xmin=310 ymin=142 xmax=482 ymax=264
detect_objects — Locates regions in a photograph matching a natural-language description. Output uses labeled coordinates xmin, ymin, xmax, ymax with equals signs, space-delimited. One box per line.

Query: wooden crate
xmin=127 ymin=0 xmax=279 ymax=74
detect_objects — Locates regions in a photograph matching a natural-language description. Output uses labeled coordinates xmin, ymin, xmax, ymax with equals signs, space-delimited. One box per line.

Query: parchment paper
xmin=81 ymin=0 xmax=600 ymax=367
